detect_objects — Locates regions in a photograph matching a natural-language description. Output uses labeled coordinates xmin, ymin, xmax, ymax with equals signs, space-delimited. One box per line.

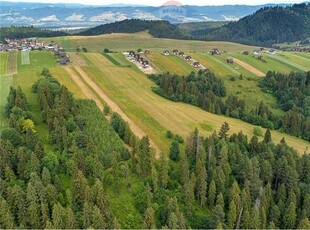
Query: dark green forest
xmin=149 ymin=70 xmax=310 ymax=141
xmin=202 ymin=3 xmax=310 ymax=46
xmin=78 ymin=19 xmax=189 ymax=40
xmin=0 ymin=26 xmax=67 ymax=42
xmin=0 ymin=69 xmax=310 ymax=229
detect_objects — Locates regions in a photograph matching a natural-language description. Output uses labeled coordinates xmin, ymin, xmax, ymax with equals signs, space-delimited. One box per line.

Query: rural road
xmin=65 ymin=65 xmax=161 ymax=157
xmin=233 ymin=58 xmax=265 ymax=77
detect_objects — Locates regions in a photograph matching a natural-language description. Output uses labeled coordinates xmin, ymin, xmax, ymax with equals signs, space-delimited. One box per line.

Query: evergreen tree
xmin=144 ymin=206 xmax=156 ymax=229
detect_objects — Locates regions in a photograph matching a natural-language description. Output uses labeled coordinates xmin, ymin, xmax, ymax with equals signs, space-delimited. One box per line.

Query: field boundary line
xmin=74 ymin=65 xmax=161 ymax=157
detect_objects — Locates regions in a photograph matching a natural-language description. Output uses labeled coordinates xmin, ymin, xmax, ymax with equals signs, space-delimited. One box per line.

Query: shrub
xmin=253 ymin=126 xmax=263 ymax=136
xmin=165 ymin=130 xmax=174 ymax=139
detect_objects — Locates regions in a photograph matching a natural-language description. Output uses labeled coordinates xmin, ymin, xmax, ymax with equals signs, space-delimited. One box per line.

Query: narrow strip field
xmin=0 ymin=75 xmax=13 ymax=128
xmin=279 ymin=52 xmax=310 ymax=69
xmin=266 ymin=54 xmax=309 ymax=71
xmin=0 ymin=53 xmax=8 ymax=75
xmin=67 ymin=52 xmax=87 ymax=66
xmin=72 ymin=65 xmax=161 ymax=156
xmin=21 ymin=50 xmax=30 ymax=65
xmin=7 ymin=52 xmax=17 ymax=74
xmin=78 ymin=52 xmax=309 ymax=154
xmin=233 ymin=58 xmax=265 ymax=77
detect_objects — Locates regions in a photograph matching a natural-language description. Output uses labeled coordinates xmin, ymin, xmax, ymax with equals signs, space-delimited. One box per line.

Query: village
xmin=0 ymin=37 xmax=71 ymax=65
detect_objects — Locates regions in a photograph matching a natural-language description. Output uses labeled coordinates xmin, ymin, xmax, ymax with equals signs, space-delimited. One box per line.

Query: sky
xmin=2 ymin=0 xmax=307 ymax=6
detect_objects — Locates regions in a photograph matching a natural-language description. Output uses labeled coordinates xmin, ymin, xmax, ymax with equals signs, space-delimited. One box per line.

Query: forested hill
xmin=201 ymin=3 xmax=310 ymax=46
xmin=77 ymin=19 xmax=189 ymax=39
xmin=0 ymin=26 xmax=67 ymax=41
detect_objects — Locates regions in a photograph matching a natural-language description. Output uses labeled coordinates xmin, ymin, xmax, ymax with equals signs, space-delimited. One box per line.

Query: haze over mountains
xmin=0 ymin=1 xmax=293 ymax=28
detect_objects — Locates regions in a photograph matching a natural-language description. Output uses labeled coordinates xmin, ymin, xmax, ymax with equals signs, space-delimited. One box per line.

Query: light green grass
xmin=21 ymin=50 xmax=30 ymax=65
xmin=43 ymin=31 xmax=259 ymax=53
xmin=17 ymin=50 xmax=56 ymax=73
xmin=277 ymin=52 xmax=310 ymax=70
xmin=266 ymin=53 xmax=309 ymax=71
xmin=0 ymin=75 xmax=13 ymax=129
xmin=0 ymin=52 xmax=8 ymax=75
xmin=148 ymin=53 xmax=195 ymax=75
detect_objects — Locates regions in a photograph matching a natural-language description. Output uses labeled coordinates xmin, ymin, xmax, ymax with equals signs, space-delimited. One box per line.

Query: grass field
xmin=0 ymin=75 xmax=13 ymax=129
xmin=17 ymin=51 xmax=56 ymax=73
xmin=7 ymin=52 xmax=17 ymax=74
xmin=276 ymin=52 xmax=310 ymax=70
xmin=21 ymin=50 xmax=30 ymax=65
xmin=75 ymin=52 xmax=309 ymax=154
xmin=44 ymin=31 xmax=259 ymax=53
xmin=147 ymin=53 xmax=195 ymax=75
xmin=0 ymin=52 xmax=8 ymax=75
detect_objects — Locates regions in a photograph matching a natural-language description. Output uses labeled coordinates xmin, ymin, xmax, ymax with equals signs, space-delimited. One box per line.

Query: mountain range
xmin=0 ymin=1 xmax=292 ymax=29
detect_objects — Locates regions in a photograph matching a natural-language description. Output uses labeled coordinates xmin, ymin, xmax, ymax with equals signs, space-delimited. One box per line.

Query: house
xmin=204 ymin=68 xmax=209 ymax=72
xmin=144 ymin=50 xmax=150 ymax=55
xmin=193 ymin=62 xmax=201 ymax=68
xmin=54 ymin=51 xmax=60 ymax=56
xmin=253 ymin=50 xmax=260 ymax=55
xmin=185 ymin=56 xmax=192 ymax=61
xmin=142 ymin=61 xmax=149 ymax=68
xmin=173 ymin=49 xmax=178 ymax=55
xmin=211 ymin=48 xmax=219 ymax=55
xmin=59 ymin=52 xmax=67 ymax=58
xmin=179 ymin=52 xmax=185 ymax=57
xmin=243 ymin=51 xmax=249 ymax=55
xmin=134 ymin=54 xmax=140 ymax=61
xmin=268 ymin=49 xmax=276 ymax=55
xmin=129 ymin=51 xmax=135 ymax=56
xmin=163 ymin=50 xmax=170 ymax=56
xmin=58 ymin=46 xmax=64 ymax=51
xmin=60 ymin=58 xmax=68 ymax=65
xmin=227 ymin=58 xmax=234 ymax=64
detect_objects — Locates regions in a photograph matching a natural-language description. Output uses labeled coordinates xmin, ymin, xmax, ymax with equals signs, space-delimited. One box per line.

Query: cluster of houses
xmin=164 ymin=49 xmax=202 ymax=68
xmin=290 ymin=47 xmax=310 ymax=52
xmin=54 ymin=50 xmax=70 ymax=65
xmin=128 ymin=51 xmax=150 ymax=68
xmin=0 ymin=38 xmax=64 ymax=53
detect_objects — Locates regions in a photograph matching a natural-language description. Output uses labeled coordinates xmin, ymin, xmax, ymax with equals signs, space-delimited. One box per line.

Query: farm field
xmin=276 ymin=52 xmax=310 ymax=70
xmin=7 ymin=52 xmax=17 ymax=75
xmin=0 ymin=75 xmax=13 ymax=128
xmin=70 ymin=52 xmax=309 ymax=154
xmin=21 ymin=50 xmax=30 ymax=65
xmin=191 ymin=52 xmax=281 ymax=111
xmin=230 ymin=53 xmax=304 ymax=73
xmin=0 ymin=52 xmax=8 ymax=75
xmin=44 ymin=31 xmax=258 ymax=53
xmin=147 ymin=52 xmax=195 ymax=75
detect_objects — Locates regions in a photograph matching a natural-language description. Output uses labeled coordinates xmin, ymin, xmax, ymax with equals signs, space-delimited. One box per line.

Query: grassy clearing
xmin=21 ymin=50 xmax=30 ymax=65
xmin=0 ymin=75 xmax=13 ymax=129
xmin=49 ymin=67 xmax=87 ymax=99
xmin=7 ymin=52 xmax=17 ymax=74
xmin=0 ymin=52 xmax=8 ymax=75
xmin=77 ymin=52 xmax=309 ymax=154
xmin=147 ymin=53 xmax=195 ymax=75
xmin=44 ymin=31 xmax=258 ymax=53
xmin=17 ymin=51 xmax=56 ymax=73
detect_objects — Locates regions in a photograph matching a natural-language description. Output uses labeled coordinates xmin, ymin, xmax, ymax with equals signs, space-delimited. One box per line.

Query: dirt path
xmin=233 ymin=58 xmax=265 ymax=77
xmin=73 ymin=65 xmax=161 ymax=157
xmin=64 ymin=66 xmax=103 ymax=109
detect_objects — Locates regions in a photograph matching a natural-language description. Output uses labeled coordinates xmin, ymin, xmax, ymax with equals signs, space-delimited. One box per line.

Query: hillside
xmin=78 ymin=19 xmax=189 ymax=39
xmin=202 ymin=3 xmax=310 ymax=46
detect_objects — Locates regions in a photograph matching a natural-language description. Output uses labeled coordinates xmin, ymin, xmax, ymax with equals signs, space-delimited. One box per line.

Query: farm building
xmin=129 ymin=51 xmax=135 ymax=56
xmin=142 ymin=61 xmax=149 ymax=68
xmin=243 ymin=51 xmax=249 ymax=55
xmin=211 ymin=48 xmax=219 ymax=55
xmin=144 ymin=50 xmax=150 ymax=55
xmin=179 ymin=52 xmax=185 ymax=56
xmin=60 ymin=58 xmax=69 ymax=65
xmin=253 ymin=50 xmax=261 ymax=55
xmin=227 ymin=58 xmax=234 ymax=64
xmin=193 ymin=62 xmax=201 ymax=68
xmin=258 ymin=55 xmax=265 ymax=61
xmin=173 ymin=49 xmax=179 ymax=55
xmin=163 ymin=50 xmax=170 ymax=56
xmin=268 ymin=49 xmax=276 ymax=55
xmin=185 ymin=56 xmax=192 ymax=61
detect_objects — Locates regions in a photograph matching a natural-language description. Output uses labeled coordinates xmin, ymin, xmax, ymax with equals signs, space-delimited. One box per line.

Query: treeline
xmin=200 ymin=3 xmax=310 ymax=46
xmin=260 ymin=71 xmax=310 ymax=140
xmin=0 ymin=26 xmax=67 ymax=41
xmin=148 ymin=71 xmax=280 ymax=131
xmin=78 ymin=19 xmax=189 ymax=40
